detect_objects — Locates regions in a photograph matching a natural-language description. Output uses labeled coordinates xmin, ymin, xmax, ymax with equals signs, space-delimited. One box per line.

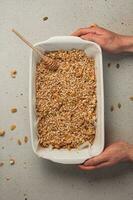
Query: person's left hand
xmin=79 ymin=141 xmax=131 ymax=170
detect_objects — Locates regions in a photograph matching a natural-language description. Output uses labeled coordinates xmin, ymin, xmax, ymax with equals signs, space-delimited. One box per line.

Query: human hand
xmin=71 ymin=25 xmax=126 ymax=54
xmin=79 ymin=141 xmax=133 ymax=170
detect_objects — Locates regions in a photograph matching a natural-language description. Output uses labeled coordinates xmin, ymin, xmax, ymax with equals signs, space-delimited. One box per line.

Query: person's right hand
xmin=71 ymin=25 xmax=125 ymax=54
xmin=79 ymin=141 xmax=133 ymax=170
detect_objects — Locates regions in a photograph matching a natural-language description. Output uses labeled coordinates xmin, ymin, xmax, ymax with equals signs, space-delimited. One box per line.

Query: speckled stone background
xmin=0 ymin=0 xmax=133 ymax=200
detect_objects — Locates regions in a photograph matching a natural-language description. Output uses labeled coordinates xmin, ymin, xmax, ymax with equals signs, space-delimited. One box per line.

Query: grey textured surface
xmin=0 ymin=0 xmax=133 ymax=200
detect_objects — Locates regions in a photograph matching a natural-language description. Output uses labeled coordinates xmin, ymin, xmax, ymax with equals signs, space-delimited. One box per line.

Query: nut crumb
xmin=24 ymin=194 xmax=28 ymax=200
xmin=23 ymin=162 xmax=27 ymax=169
xmin=129 ymin=96 xmax=133 ymax=101
xmin=0 ymin=161 xmax=4 ymax=167
xmin=11 ymin=107 xmax=17 ymax=113
xmin=118 ymin=103 xmax=121 ymax=109
xmin=17 ymin=139 xmax=22 ymax=145
xmin=24 ymin=136 xmax=28 ymax=143
xmin=9 ymin=158 xmax=15 ymax=165
xmin=6 ymin=177 xmax=10 ymax=181
xmin=110 ymin=105 xmax=114 ymax=112
xmin=10 ymin=69 xmax=17 ymax=78
xmin=116 ymin=63 xmax=120 ymax=69
xmin=10 ymin=124 xmax=16 ymax=131
xmin=43 ymin=16 xmax=48 ymax=21
xmin=107 ymin=63 xmax=111 ymax=68
xmin=0 ymin=129 xmax=5 ymax=136
xmin=24 ymin=161 xmax=27 ymax=169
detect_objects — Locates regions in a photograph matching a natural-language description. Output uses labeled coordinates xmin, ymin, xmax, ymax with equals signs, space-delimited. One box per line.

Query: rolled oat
xmin=11 ymin=107 xmax=17 ymax=113
xmin=10 ymin=124 xmax=16 ymax=131
xmin=0 ymin=129 xmax=5 ymax=136
xmin=9 ymin=158 xmax=15 ymax=165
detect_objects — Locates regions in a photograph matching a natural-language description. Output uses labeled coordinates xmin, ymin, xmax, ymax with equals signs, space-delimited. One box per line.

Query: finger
xmin=79 ymin=161 xmax=112 ymax=170
xmin=71 ymin=25 xmax=105 ymax=37
xmin=86 ymin=26 xmax=106 ymax=35
xmin=71 ymin=28 xmax=91 ymax=36
xmin=80 ymin=33 xmax=101 ymax=43
xmin=79 ymin=165 xmax=96 ymax=170
xmin=84 ymin=154 xmax=108 ymax=166
xmin=93 ymin=162 xmax=113 ymax=169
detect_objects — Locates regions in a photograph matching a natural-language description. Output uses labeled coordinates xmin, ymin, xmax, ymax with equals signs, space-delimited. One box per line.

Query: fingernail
xmin=79 ymin=165 xmax=96 ymax=170
xmin=84 ymin=161 xmax=89 ymax=166
xmin=90 ymin=24 xmax=97 ymax=28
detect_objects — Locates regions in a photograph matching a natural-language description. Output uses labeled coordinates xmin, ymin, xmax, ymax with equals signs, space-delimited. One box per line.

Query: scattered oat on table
xmin=9 ymin=158 xmax=15 ymax=165
xmin=0 ymin=161 xmax=4 ymax=167
xmin=10 ymin=124 xmax=16 ymax=131
xmin=118 ymin=103 xmax=121 ymax=109
xmin=110 ymin=105 xmax=114 ymax=112
xmin=17 ymin=139 xmax=22 ymax=145
xmin=129 ymin=96 xmax=133 ymax=101
xmin=11 ymin=107 xmax=17 ymax=113
xmin=36 ymin=49 xmax=96 ymax=149
xmin=43 ymin=16 xmax=48 ymax=21
xmin=24 ymin=136 xmax=28 ymax=143
xmin=116 ymin=63 xmax=120 ymax=69
xmin=10 ymin=69 xmax=17 ymax=78
xmin=0 ymin=129 xmax=5 ymax=136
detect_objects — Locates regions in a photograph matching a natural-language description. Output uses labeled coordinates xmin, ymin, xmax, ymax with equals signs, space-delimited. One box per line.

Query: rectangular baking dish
xmin=29 ymin=36 xmax=104 ymax=164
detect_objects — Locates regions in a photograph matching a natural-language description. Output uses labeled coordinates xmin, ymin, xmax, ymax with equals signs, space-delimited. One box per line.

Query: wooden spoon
xmin=12 ymin=29 xmax=58 ymax=71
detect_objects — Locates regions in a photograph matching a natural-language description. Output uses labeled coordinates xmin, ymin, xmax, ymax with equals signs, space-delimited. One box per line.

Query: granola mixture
xmin=36 ymin=49 xmax=96 ymax=149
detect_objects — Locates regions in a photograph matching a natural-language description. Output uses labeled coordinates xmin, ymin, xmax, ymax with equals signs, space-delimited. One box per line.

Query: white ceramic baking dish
xmin=29 ymin=36 xmax=104 ymax=164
